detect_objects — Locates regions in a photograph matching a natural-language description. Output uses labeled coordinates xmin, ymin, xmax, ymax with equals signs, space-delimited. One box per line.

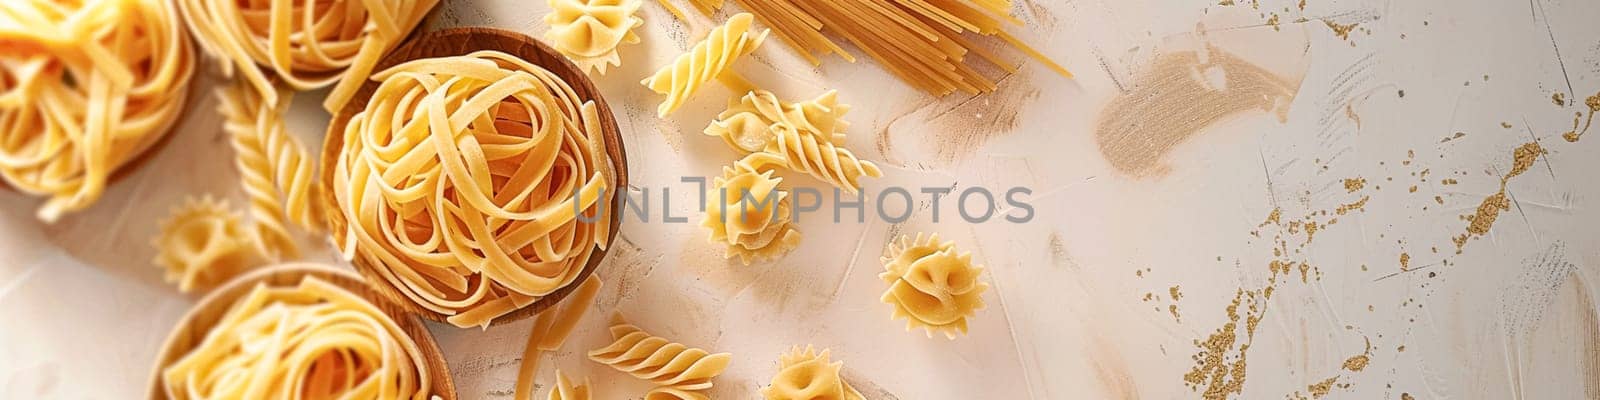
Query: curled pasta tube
xmin=641 ymin=12 xmax=768 ymax=116
xmin=704 ymin=90 xmax=881 ymax=194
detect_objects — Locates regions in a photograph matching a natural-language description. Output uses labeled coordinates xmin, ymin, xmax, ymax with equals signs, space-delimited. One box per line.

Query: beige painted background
xmin=3 ymin=0 xmax=1599 ymax=398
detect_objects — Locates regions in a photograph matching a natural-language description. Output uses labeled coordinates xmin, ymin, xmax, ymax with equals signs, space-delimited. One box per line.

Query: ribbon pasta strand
xmin=175 ymin=0 xmax=438 ymax=111
xmin=161 ymin=275 xmax=434 ymax=399
xmin=0 ymin=0 xmax=195 ymax=222
xmin=333 ymin=50 xmax=614 ymax=328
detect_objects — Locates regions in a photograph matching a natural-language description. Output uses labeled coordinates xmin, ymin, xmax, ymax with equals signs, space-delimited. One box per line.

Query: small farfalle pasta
xmin=761 ymin=345 xmax=863 ymax=400
xmin=175 ymin=0 xmax=437 ymax=111
xmin=152 ymin=196 xmax=262 ymax=293
xmin=547 ymin=370 xmax=592 ymax=400
xmin=161 ymin=275 xmax=435 ymax=399
xmin=880 ymin=233 xmax=989 ymax=339
xmin=332 ymin=50 xmax=615 ymax=328
xmin=545 ymin=0 xmax=644 ymax=75
xmin=588 ymin=313 xmax=732 ymax=389
xmin=0 ymin=0 xmax=195 ymax=222
xmin=218 ymin=82 xmax=319 ymax=260
xmin=641 ymin=12 xmax=768 ymax=116
xmin=702 ymin=153 xmax=801 ymax=265
xmin=704 ymin=90 xmax=880 ymax=194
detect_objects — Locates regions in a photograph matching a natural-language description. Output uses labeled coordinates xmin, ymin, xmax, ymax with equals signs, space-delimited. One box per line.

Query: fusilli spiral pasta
xmin=646 ymin=386 xmax=710 ymax=400
xmin=547 ymin=370 xmax=592 ymax=400
xmin=152 ymin=196 xmax=262 ymax=293
xmin=0 ymin=0 xmax=195 ymax=222
xmin=545 ymin=0 xmax=644 ymax=75
xmin=880 ymin=233 xmax=989 ymax=339
xmin=761 ymin=345 xmax=863 ymax=400
xmin=219 ymin=82 xmax=319 ymax=260
xmin=702 ymin=153 xmax=801 ymax=265
xmin=641 ymin=12 xmax=768 ymax=116
xmin=332 ymin=50 xmax=614 ymax=328
xmin=704 ymin=90 xmax=880 ymax=194
xmin=161 ymin=275 xmax=435 ymax=399
xmin=588 ymin=313 xmax=732 ymax=389
xmin=175 ymin=0 xmax=437 ymax=111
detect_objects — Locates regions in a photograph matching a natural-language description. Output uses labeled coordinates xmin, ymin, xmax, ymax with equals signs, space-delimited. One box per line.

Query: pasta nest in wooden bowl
xmin=148 ymin=263 xmax=455 ymax=400
xmin=0 ymin=0 xmax=195 ymax=222
xmin=320 ymin=28 xmax=627 ymax=329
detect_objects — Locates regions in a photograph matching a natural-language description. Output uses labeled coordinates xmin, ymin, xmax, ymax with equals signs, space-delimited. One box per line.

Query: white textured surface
xmin=3 ymin=0 xmax=1599 ymax=399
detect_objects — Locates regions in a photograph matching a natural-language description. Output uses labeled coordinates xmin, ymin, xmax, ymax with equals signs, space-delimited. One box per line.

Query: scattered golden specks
xmin=1343 ymin=178 xmax=1366 ymax=193
xmin=1553 ymin=92 xmax=1567 ymax=106
xmin=1399 ymin=253 xmax=1411 ymax=271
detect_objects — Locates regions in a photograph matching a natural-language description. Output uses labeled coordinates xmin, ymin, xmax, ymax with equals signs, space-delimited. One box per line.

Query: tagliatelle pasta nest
xmin=152 ymin=196 xmax=261 ymax=293
xmin=161 ymin=274 xmax=435 ymax=399
xmin=332 ymin=50 xmax=615 ymax=328
xmin=0 ymin=0 xmax=195 ymax=222
xmin=880 ymin=233 xmax=989 ymax=339
xmin=175 ymin=0 xmax=437 ymax=111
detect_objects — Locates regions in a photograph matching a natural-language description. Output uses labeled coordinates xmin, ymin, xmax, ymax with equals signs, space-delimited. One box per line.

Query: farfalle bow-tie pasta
xmin=0 ymin=0 xmax=194 ymax=222
xmin=152 ymin=196 xmax=261 ymax=293
xmin=761 ymin=346 xmax=864 ymax=400
xmin=545 ymin=0 xmax=644 ymax=74
xmin=880 ymin=233 xmax=989 ymax=339
xmin=702 ymin=153 xmax=802 ymax=265
xmin=332 ymin=50 xmax=615 ymax=328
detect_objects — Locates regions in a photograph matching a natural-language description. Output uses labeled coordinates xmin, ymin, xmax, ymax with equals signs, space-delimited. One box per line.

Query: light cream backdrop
xmin=3 ymin=0 xmax=1599 ymax=399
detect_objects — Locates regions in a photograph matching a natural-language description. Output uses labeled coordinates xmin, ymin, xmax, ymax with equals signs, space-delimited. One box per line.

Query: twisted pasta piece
xmin=219 ymin=82 xmax=319 ymax=260
xmin=545 ymin=0 xmax=644 ymax=75
xmin=0 ymin=0 xmax=195 ymax=222
xmin=588 ymin=313 xmax=732 ymax=388
xmin=162 ymin=275 xmax=434 ymax=399
xmin=547 ymin=370 xmax=592 ymax=400
xmin=704 ymin=90 xmax=879 ymax=194
xmin=332 ymin=50 xmax=614 ymax=328
xmin=176 ymin=0 xmax=438 ymax=111
xmin=646 ymin=386 xmax=710 ymax=400
xmin=152 ymin=196 xmax=262 ymax=293
xmin=641 ymin=12 xmax=769 ymax=116
xmin=880 ymin=233 xmax=989 ymax=339
xmin=702 ymin=153 xmax=801 ymax=265
xmin=761 ymin=345 xmax=863 ymax=400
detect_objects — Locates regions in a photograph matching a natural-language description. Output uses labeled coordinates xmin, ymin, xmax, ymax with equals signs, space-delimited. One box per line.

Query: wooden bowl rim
xmin=146 ymin=263 xmax=458 ymax=400
xmin=317 ymin=27 xmax=629 ymax=328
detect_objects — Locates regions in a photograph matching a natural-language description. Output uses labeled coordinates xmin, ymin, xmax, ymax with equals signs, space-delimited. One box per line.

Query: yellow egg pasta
xmin=702 ymin=153 xmax=801 ymax=265
xmin=761 ymin=345 xmax=863 ymax=400
xmin=175 ymin=0 xmax=438 ymax=111
xmin=514 ymin=276 xmax=604 ymax=400
xmin=547 ymin=370 xmax=592 ymax=400
xmin=704 ymin=90 xmax=880 ymax=194
xmin=152 ymin=196 xmax=262 ymax=293
xmin=646 ymin=386 xmax=711 ymax=400
xmin=218 ymin=82 xmax=320 ymax=260
xmin=332 ymin=50 xmax=614 ymax=328
xmin=880 ymin=233 xmax=989 ymax=339
xmin=545 ymin=0 xmax=645 ymax=75
xmin=161 ymin=275 xmax=435 ymax=399
xmin=725 ymin=0 xmax=1072 ymax=95
xmin=589 ymin=313 xmax=732 ymax=389
xmin=641 ymin=12 xmax=768 ymax=116
xmin=0 ymin=0 xmax=195 ymax=222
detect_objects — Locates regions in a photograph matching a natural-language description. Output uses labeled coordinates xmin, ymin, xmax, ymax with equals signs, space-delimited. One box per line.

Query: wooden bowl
xmin=318 ymin=28 xmax=629 ymax=327
xmin=146 ymin=263 xmax=457 ymax=400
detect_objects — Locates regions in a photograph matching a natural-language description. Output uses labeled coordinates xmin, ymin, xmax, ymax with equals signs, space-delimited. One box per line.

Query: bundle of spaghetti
xmin=726 ymin=0 xmax=1071 ymax=96
xmin=332 ymin=50 xmax=615 ymax=328
xmin=161 ymin=275 xmax=434 ymax=399
xmin=0 ymin=0 xmax=195 ymax=222
xmin=703 ymin=90 xmax=879 ymax=194
xmin=218 ymin=81 xmax=320 ymax=260
xmin=175 ymin=0 xmax=438 ymax=112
